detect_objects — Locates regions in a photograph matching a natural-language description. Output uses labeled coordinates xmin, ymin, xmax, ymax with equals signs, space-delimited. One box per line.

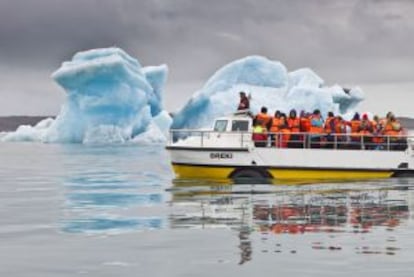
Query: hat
xmin=362 ymin=114 xmax=368 ymax=120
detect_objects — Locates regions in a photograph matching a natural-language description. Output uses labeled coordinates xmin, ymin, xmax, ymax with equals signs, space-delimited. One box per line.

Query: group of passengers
xmin=251 ymin=106 xmax=407 ymax=150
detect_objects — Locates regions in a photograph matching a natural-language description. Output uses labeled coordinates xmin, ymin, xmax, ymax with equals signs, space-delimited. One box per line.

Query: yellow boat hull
xmin=172 ymin=164 xmax=393 ymax=180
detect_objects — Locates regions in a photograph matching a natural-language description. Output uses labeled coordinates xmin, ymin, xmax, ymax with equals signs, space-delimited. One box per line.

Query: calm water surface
xmin=1 ymin=142 xmax=414 ymax=276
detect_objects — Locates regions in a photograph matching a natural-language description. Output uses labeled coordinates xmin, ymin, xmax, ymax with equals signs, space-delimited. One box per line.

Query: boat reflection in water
xmin=169 ymin=178 xmax=412 ymax=262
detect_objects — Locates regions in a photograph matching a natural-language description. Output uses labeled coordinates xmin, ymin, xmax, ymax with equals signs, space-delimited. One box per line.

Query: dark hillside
xmin=0 ymin=116 xmax=54 ymax=132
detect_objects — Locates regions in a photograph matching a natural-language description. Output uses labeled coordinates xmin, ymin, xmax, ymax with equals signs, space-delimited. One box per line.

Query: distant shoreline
xmin=0 ymin=116 xmax=55 ymax=132
xmin=1 ymin=115 xmax=414 ymax=132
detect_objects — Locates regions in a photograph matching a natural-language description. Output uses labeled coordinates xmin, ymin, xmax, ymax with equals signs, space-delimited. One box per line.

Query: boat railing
xmin=168 ymin=129 xmax=412 ymax=152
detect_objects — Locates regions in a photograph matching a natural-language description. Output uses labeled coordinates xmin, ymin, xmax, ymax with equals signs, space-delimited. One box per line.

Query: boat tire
xmin=229 ymin=168 xmax=271 ymax=179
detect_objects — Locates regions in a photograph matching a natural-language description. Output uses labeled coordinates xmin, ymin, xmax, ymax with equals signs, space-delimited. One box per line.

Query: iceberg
xmin=172 ymin=56 xmax=364 ymax=130
xmin=1 ymin=48 xmax=172 ymax=144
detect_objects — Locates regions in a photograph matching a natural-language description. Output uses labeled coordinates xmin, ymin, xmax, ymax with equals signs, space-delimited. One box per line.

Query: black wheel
xmin=230 ymin=168 xmax=271 ymax=184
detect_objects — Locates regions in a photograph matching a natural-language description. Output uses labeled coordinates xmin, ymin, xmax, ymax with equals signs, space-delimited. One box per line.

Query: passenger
xmin=359 ymin=114 xmax=373 ymax=149
xmin=309 ymin=109 xmax=324 ymax=148
xmin=384 ymin=115 xmax=405 ymax=150
xmin=269 ymin=110 xmax=282 ymax=145
xmin=334 ymin=116 xmax=348 ymax=148
xmin=287 ymin=109 xmax=301 ymax=148
xmin=324 ymin=111 xmax=336 ymax=148
xmin=349 ymin=112 xmax=361 ymax=148
xmin=252 ymin=119 xmax=267 ymax=147
xmin=371 ymin=115 xmax=385 ymax=149
xmin=255 ymin=107 xmax=271 ymax=128
xmin=276 ymin=114 xmax=291 ymax=148
xmin=237 ymin=91 xmax=250 ymax=111
xmin=299 ymin=111 xmax=311 ymax=146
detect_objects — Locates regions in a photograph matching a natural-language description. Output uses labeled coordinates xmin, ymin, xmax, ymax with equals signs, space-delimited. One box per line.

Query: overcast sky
xmin=1 ymin=0 xmax=414 ymax=116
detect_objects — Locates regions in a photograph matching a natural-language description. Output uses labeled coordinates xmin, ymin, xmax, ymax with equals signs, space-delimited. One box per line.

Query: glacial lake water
xmin=1 ymin=142 xmax=414 ymax=276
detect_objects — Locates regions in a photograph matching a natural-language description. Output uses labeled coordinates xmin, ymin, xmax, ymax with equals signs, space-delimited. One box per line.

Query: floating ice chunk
xmin=172 ymin=56 xmax=364 ymax=130
xmin=2 ymin=48 xmax=170 ymax=144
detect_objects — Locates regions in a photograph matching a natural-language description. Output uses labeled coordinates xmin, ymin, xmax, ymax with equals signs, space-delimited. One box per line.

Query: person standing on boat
xmin=276 ymin=113 xmax=291 ymax=148
xmin=237 ymin=91 xmax=250 ymax=111
xmin=309 ymin=109 xmax=324 ymax=148
xmin=359 ymin=114 xmax=374 ymax=149
xmin=372 ymin=115 xmax=385 ymax=149
xmin=287 ymin=109 xmax=301 ymax=148
xmin=349 ymin=112 xmax=361 ymax=149
xmin=334 ymin=116 xmax=348 ymax=148
xmin=269 ymin=110 xmax=282 ymax=145
xmin=324 ymin=112 xmax=336 ymax=148
xmin=384 ymin=114 xmax=405 ymax=150
xmin=252 ymin=119 xmax=267 ymax=147
xmin=299 ymin=111 xmax=311 ymax=133
xmin=255 ymin=107 xmax=271 ymax=128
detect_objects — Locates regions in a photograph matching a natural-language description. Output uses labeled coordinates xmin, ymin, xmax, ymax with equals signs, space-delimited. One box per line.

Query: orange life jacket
xmin=300 ymin=117 xmax=311 ymax=132
xmin=324 ymin=117 xmax=335 ymax=134
xmin=334 ymin=120 xmax=346 ymax=133
xmin=287 ymin=117 xmax=300 ymax=133
xmin=276 ymin=128 xmax=291 ymax=148
xmin=358 ymin=120 xmax=373 ymax=137
xmin=350 ymin=120 xmax=361 ymax=133
xmin=350 ymin=120 xmax=361 ymax=141
xmin=255 ymin=113 xmax=271 ymax=127
xmin=270 ymin=117 xmax=281 ymax=133
xmin=309 ymin=115 xmax=324 ymax=134
xmin=384 ymin=121 xmax=401 ymax=136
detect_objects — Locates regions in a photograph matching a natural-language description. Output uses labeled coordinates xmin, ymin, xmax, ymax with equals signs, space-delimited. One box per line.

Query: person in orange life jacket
xmin=287 ymin=109 xmax=301 ymax=148
xmin=324 ymin=111 xmax=336 ymax=148
xmin=371 ymin=115 xmax=385 ymax=149
xmin=299 ymin=110 xmax=311 ymax=133
xmin=384 ymin=114 xmax=406 ymax=150
xmin=276 ymin=113 xmax=291 ymax=148
xmin=255 ymin=106 xmax=271 ymax=128
xmin=349 ymin=112 xmax=361 ymax=148
xmin=237 ymin=91 xmax=250 ymax=111
xmin=269 ymin=110 xmax=281 ymax=145
xmin=252 ymin=119 xmax=267 ymax=147
xmin=359 ymin=113 xmax=374 ymax=149
xmin=299 ymin=111 xmax=312 ymax=148
xmin=334 ymin=116 xmax=348 ymax=147
xmin=309 ymin=109 xmax=324 ymax=148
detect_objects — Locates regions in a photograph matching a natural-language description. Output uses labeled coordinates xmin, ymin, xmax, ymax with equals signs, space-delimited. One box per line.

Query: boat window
xmin=214 ymin=120 xmax=228 ymax=132
xmin=232 ymin=120 xmax=249 ymax=131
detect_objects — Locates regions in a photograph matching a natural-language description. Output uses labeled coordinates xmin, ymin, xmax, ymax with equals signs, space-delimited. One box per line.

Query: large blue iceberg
xmin=172 ymin=56 xmax=364 ymax=130
xmin=1 ymin=48 xmax=172 ymax=143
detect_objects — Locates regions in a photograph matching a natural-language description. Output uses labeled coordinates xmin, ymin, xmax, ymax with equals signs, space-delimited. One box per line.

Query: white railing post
xmin=302 ymin=133 xmax=306 ymax=149
xmin=360 ymin=135 xmax=364 ymax=150
xmin=201 ymin=131 xmax=204 ymax=147
xmin=387 ymin=136 xmax=390 ymax=151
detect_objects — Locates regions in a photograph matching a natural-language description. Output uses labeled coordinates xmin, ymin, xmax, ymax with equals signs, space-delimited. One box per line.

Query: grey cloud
xmin=1 ymin=0 xmax=414 ymax=114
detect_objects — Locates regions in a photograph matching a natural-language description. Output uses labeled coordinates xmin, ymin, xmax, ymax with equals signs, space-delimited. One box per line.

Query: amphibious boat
xmin=166 ymin=112 xmax=414 ymax=181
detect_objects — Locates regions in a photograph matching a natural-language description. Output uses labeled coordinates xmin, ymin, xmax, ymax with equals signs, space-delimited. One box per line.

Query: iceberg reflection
xmin=63 ymin=217 xmax=163 ymax=233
